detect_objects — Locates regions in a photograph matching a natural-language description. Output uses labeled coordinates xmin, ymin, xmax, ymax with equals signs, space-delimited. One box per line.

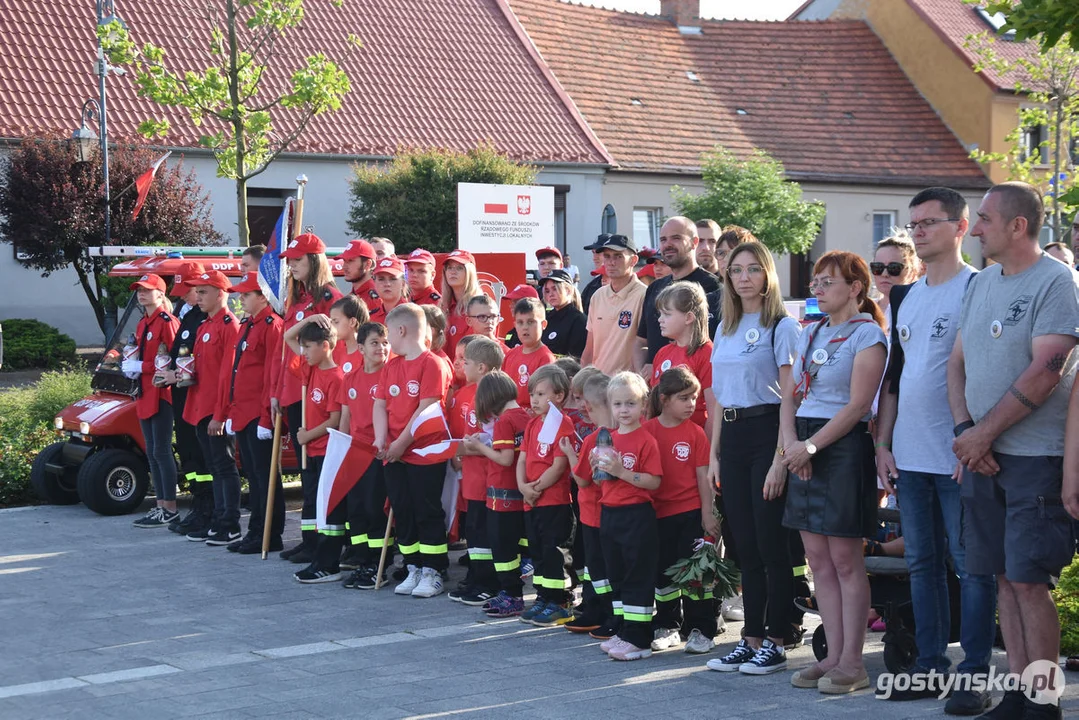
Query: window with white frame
xmin=633 ymin=208 xmax=662 ymax=249
xmin=872 ymin=211 xmax=897 ymax=245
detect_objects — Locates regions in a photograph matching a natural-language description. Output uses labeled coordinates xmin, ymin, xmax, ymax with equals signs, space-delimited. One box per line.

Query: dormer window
xmin=974 ymin=6 xmax=1016 ymax=40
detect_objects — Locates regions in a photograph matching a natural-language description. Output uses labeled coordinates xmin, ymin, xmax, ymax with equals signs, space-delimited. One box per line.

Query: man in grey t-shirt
xmin=948 ymin=182 xmax=1078 ymax=718
xmin=874 ymin=187 xmax=995 ymax=713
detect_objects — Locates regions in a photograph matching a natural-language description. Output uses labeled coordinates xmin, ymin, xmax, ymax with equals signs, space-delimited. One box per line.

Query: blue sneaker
xmin=483 ymin=591 xmax=525 ymax=618
xmin=520 ymin=558 xmax=535 ymax=580
xmin=531 ymin=602 xmax=574 ymax=627
xmin=519 ymin=598 xmax=547 ymax=623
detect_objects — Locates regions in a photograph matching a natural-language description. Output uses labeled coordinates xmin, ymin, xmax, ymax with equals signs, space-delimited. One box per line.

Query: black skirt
xmin=782 ymin=417 xmax=878 ymax=539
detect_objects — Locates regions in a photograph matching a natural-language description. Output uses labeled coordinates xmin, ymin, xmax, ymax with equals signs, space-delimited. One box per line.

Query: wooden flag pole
xmin=262 ymin=174 xmax=308 ymax=559
xmin=374 ymin=508 xmax=395 ymax=590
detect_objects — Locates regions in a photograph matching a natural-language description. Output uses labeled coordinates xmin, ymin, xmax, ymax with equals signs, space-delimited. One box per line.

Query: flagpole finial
xmin=296 ymin=174 xmax=308 ymax=185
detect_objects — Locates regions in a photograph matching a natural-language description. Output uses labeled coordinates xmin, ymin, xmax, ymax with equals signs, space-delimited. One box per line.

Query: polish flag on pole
xmin=316 ymin=428 xmax=377 ymax=530
xmin=131 ymin=151 xmax=173 ymax=220
xmin=536 ymin=401 xmax=565 ymax=445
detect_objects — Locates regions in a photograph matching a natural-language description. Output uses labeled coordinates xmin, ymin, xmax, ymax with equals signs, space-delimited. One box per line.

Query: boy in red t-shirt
xmin=516 ymin=365 xmax=578 ymax=627
xmin=560 ymin=372 xmax=617 ymax=637
xmin=338 ymin=321 xmax=391 ymax=589
xmin=290 ymin=323 xmax=345 ymax=583
xmin=643 ymin=367 xmax=718 ymax=655
xmin=463 ymin=371 xmax=531 ymax=617
xmin=447 ymin=337 xmax=505 ymax=605
xmin=570 ymin=372 xmax=662 ymax=661
xmin=503 ymin=298 xmax=557 ymax=407
xmin=464 ymin=295 xmax=509 ymax=352
xmin=374 ymin=304 xmax=453 ymax=599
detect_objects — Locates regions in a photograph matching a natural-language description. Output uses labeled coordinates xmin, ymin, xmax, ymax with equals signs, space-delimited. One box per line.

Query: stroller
xmin=808 ymin=507 xmax=963 ymax=674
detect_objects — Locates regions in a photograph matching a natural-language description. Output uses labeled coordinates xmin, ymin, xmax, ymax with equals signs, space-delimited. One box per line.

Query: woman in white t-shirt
xmin=705 ymin=241 xmax=803 ymax=676
xmin=780 ymin=251 xmax=887 ymax=695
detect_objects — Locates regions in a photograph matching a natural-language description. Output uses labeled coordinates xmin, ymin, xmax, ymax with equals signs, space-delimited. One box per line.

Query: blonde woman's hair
xmin=439 ymin=262 xmax=481 ymax=319
xmin=288 ymin=252 xmax=335 ymax=307
xmin=607 ymin=370 xmax=650 ymax=405
xmin=721 ymin=241 xmax=788 ymax=336
xmin=655 ymin=281 xmax=708 ymax=356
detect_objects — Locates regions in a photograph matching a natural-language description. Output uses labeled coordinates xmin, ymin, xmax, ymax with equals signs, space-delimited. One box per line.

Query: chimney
xmin=660 ymin=0 xmax=702 ymax=33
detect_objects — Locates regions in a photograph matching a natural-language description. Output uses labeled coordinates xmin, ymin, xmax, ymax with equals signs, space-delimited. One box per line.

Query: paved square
xmin=1 ymin=501 xmax=1075 ymax=719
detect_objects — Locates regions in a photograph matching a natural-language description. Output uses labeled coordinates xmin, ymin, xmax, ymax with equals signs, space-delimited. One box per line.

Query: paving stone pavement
xmin=1 ymin=501 xmax=1076 ymax=719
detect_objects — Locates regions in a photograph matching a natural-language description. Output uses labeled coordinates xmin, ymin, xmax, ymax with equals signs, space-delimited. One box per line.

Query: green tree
xmin=967 ymin=31 xmax=1079 ymax=238
xmin=99 ymin=0 xmax=358 ymax=246
xmin=348 ymin=145 xmax=537 ymax=254
xmin=983 ymin=0 xmax=1079 ymax=52
xmin=673 ymin=149 xmax=824 ymax=255
xmin=0 ymin=133 xmax=220 ymax=336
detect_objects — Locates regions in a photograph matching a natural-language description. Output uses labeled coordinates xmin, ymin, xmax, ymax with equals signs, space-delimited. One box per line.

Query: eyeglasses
xmin=870 ymin=261 xmax=905 ymax=277
xmin=469 ymin=314 xmax=500 ymax=323
xmin=903 ymin=217 xmax=960 ymax=233
xmin=808 ymin=278 xmax=846 ymax=293
xmin=728 ymin=265 xmax=764 ymax=277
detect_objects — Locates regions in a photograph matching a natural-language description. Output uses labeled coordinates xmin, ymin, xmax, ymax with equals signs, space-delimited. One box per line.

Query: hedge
xmin=2 ymin=318 xmax=77 ymax=370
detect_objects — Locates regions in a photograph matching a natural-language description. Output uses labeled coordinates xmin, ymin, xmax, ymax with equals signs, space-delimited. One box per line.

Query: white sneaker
xmin=684 ymin=628 xmax=715 ymax=654
xmin=394 ymin=565 xmax=421 ymax=595
xmin=721 ymin=594 xmax=745 ymax=622
xmin=411 ymin=567 xmax=444 ymax=598
xmin=650 ymin=627 xmax=682 ymax=651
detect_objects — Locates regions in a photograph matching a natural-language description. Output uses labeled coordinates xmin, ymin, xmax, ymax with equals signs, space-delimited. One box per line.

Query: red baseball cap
xmin=231 ymin=271 xmax=262 ymax=294
xmin=185 ymin=270 xmax=232 ymax=291
xmin=591 ymin=266 xmax=608 ymax=277
xmin=340 ymin=239 xmax=376 ymax=261
xmin=170 ymin=262 xmax=206 ymax=295
xmin=444 ymin=249 xmax=475 ymax=267
xmin=505 ymin=283 xmax=539 ymax=301
xmin=129 ymin=273 xmax=166 ymax=292
xmin=636 ymin=264 xmax=656 ymax=279
xmin=280 ymin=232 xmax=326 ymax=259
xmin=404 ymin=248 xmax=435 ymax=266
xmin=535 ymin=246 xmax=562 ymax=261
xmin=373 ymin=256 xmax=405 ymax=277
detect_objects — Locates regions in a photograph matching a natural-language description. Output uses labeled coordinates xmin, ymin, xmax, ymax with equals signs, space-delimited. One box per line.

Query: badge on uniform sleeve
xmin=296 ymin=311 xmax=304 ymax=321
xmin=202 ymin=333 xmax=211 ymax=342
xmin=343 ymin=362 xmax=353 ymax=373
xmin=348 ymin=388 xmax=357 ymax=400
xmin=898 ymin=325 xmax=910 ymax=342
xmin=181 ymin=330 xmax=190 ymax=339
xmin=990 ymin=320 xmax=1003 ymax=338
xmin=745 ymin=328 xmax=760 ymax=344
xmin=811 ymin=348 xmax=828 ymax=365
xmin=548 ymin=331 xmax=557 ymax=339
xmin=389 ymin=384 xmax=400 ymax=397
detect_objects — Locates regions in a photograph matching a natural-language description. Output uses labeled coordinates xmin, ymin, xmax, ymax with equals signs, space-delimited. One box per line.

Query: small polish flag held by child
xmin=131 ymin=151 xmax=173 ymax=220
xmin=410 ymin=402 xmax=450 ymax=443
xmin=536 ymin=401 xmax=565 ymax=445
xmin=316 ymin=428 xmax=377 ymax=530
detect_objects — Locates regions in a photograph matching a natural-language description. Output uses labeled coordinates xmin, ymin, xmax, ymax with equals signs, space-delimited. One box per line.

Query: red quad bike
xmin=33 ymin=247 xmax=526 ymax=516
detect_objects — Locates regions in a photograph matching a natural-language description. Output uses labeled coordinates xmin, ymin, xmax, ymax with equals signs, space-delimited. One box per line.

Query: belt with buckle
xmin=722 ymin=404 xmax=780 ymax=423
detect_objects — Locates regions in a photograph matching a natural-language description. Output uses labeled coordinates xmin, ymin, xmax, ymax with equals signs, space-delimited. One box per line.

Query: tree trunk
xmin=1053 ymin=93 xmax=1064 ymax=240
xmin=74 ymin=262 xmax=107 ymax=338
xmin=226 ymin=0 xmax=250 ymax=247
xmin=236 ymin=175 xmax=249 ymax=247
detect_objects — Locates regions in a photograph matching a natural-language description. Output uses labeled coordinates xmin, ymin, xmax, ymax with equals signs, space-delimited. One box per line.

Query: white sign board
xmin=457 ymin=183 xmax=554 ymax=267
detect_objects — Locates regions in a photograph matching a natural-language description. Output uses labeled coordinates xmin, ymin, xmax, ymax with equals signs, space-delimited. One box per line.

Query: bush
xmin=0 ymin=369 xmax=92 ymax=506
xmin=1054 ymin=554 xmax=1079 ymax=656
xmin=2 ymin=319 xmax=77 ymax=371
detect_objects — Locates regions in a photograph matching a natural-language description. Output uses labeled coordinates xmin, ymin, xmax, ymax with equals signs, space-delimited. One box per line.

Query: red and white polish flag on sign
xmin=316 ymin=428 xmax=377 ymax=530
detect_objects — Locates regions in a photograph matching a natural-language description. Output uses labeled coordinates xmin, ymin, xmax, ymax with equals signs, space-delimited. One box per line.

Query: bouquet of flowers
xmin=664 ymin=509 xmax=740 ymax=601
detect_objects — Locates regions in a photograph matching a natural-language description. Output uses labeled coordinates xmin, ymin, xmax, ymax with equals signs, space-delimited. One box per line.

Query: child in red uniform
xmin=463 ymin=371 xmax=531 ymax=617
xmin=503 ymin=298 xmax=556 ymax=407
xmin=571 ymin=371 xmax=662 ymax=661
xmin=651 ymin=281 xmax=714 ymax=435
xmin=464 ymin=294 xmax=508 ymax=351
xmin=339 ymin=322 xmax=392 ymax=589
xmin=290 ymin=323 xmax=345 ymax=583
xmin=447 ymin=337 xmax=505 ymax=605
xmin=643 ymin=367 xmax=718 ymax=654
xmin=369 ymin=257 xmax=409 ymax=324
xmin=374 ymin=304 xmax=453 ymax=599
xmin=561 ymin=372 xmax=617 ymax=637
xmin=516 ymin=364 xmax=578 ymax=627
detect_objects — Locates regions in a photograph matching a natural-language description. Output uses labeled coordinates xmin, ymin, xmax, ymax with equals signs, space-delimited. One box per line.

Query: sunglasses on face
xmin=870 ymin=262 xmax=905 ymax=277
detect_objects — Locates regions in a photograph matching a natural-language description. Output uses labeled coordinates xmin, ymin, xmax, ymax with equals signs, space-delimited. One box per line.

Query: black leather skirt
xmin=782 ymin=417 xmax=878 ymax=539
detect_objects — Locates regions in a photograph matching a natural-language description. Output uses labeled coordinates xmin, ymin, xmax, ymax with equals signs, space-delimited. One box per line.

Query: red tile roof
xmin=904 ymin=0 xmax=1041 ymax=92
xmin=0 ymin=0 xmax=611 ymax=166
xmin=509 ymin=0 xmax=989 ymax=188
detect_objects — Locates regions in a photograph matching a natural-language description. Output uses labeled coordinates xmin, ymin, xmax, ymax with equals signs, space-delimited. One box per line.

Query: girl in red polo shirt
xmin=439 ymin=249 xmax=482 ymax=360
xmin=642 ymin=367 xmax=717 ymax=655
xmin=575 ymin=372 xmax=662 ymax=662
xmin=651 ymin=282 xmax=714 ymax=433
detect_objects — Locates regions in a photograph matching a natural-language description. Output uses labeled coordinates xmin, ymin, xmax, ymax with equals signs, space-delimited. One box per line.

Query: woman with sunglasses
xmin=870 ymin=235 xmax=921 ymax=332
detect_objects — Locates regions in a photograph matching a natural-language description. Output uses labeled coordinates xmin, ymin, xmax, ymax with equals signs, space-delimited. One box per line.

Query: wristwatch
xmin=805 ymin=439 xmax=818 ymax=456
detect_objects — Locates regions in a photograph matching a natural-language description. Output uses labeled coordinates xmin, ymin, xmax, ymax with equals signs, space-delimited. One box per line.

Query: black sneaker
xmin=295 ymin=567 xmax=343 ymax=584
xmin=288 ymin=548 xmax=315 ymax=565
xmin=279 ymin=543 xmax=305 ymax=560
xmin=944 ymin=688 xmax=990 ymax=715
xmin=589 ymin=623 xmax=619 ymax=640
xmin=340 ymin=547 xmax=365 ymax=571
xmin=1021 ymin=697 xmax=1063 ymax=720
xmin=237 ymin=537 xmax=282 ymax=554
xmin=459 ymin=589 xmax=495 ymax=607
xmin=186 ymin=527 xmax=213 ymax=542
xmin=355 ymin=569 xmax=385 ymax=590
xmin=206 ymin=529 xmax=241 ymax=546
xmin=342 ymin=569 xmax=369 ymax=589
xmin=784 ymin=625 xmax=807 ymax=651
xmin=738 ymin=639 xmax=787 ymax=675
xmin=133 ymin=508 xmax=166 ymax=528
xmin=706 ymin=639 xmax=757 ymax=672
xmin=227 ymin=539 xmax=245 ymax=553
xmin=447 ymin=585 xmax=472 ymax=603
xmin=977 ymin=690 xmax=1026 ymax=718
